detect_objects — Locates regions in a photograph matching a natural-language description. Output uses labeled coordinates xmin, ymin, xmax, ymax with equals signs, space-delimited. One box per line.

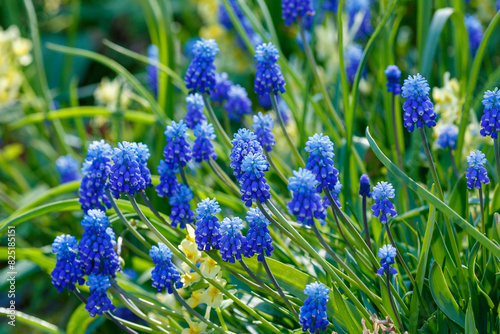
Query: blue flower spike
xmin=436 ymin=125 xmax=459 ymax=150
xmin=78 ymin=209 xmax=121 ymax=277
xmin=169 ymin=184 xmax=195 ymax=229
xmin=464 ymin=15 xmax=483 ymax=55
xmin=401 ymin=74 xmax=436 ymax=132
xmin=163 ymin=120 xmax=192 ymax=169
xmin=254 ymin=43 xmax=286 ymax=96
xmin=149 ymin=242 xmax=183 ymax=293
xmin=156 ymin=160 xmax=180 ymax=198
xmin=79 ymin=140 xmax=113 ymax=212
xmin=51 ymin=234 xmax=85 ymax=293
xmin=210 ymin=72 xmax=233 ymax=103
xmin=359 ymin=174 xmax=371 ymax=198
xmin=385 ymin=65 xmax=402 ymax=95
xmin=305 ymin=133 xmax=339 ymax=194
xmin=225 ymin=84 xmax=252 ymax=121
xmin=282 ymin=0 xmax=315 ymax=26
xmin=377 ymin=244 xmax=398 ymax=276
xmin=239 ymin=152 xmax=271 ymax=207
xmin=56 ymin=155 xmax=80 ymax=184
xmin=195 ymin=198 xmax=222 ymax=251
xmin=86 ymin=274 xmax=116 ymax=317
xmin=193 ymin=122 xmax=218 ymax=163
xmin=371 ymin=181 xmax=397 ymax=223
xmin=230 ymin=129 xmax=263 ymax=182
xmin=185 ymin=93 xmax=207 ymax=129
xmin=219 ymin=217 xmax=246 ymax=263
xmin=480 ymin=88 xmax=500 ymax=139
xmin=287 ymin=168 xmax=326 ymax=226
xmin=252 ymin=112 xmax=276 ymax=151
xmin=466 ymin=150 xmax=490 ymax=190
xmin=147 ymin=44 xmax=159 ymax=96
xmin=245 ymin=208 xmax=274 ymax=261
xmin=299 ymin=282 xmax=329 ymax=333
xmin=185 ymin=38 xmax=219 ymax=94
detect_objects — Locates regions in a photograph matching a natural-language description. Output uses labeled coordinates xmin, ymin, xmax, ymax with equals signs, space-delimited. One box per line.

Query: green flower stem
xmin=73 ymin=289 xmax=138 ymax=334
xmin=257 ymin=202 xmax=296 ymax=243
xmin=479 ymin=186 xmax=487 ymax=269
xmin=202 ymin=94 xmax=232 ymax=149
xmin=385 ymin=223 xmax=416 ymax=288
xmin=261 ymin=255 xmax=299 ymax=320
xmin=494 ymin=138 xmax=500 ymax=181
xmin=179 ymin=165 xmax=189 ymax=187
xmin=238 ymin=259 xmax=274 ymax=294
xmin=362 ymin=195 xmax=373 ymax=251
xmin=264 ymin=149 xmax=289 ymax=184
xmin=229 ymin=270 xmax=286 ymax=303
xmin=207 ymin=158 xmax=240 ymax=196
xmin=270 ymin=94 xmax=305 ymax=167
xmin=265 ymin=200 xmax=378 ymax=320
xmin=216 ymin=308 xmax=228 ymax=331
xmin=297 ymin=19 xmax=344 ymax=138
xmin=449 ymin=148 xmax=460 ymax=179
xmin=386 ymin=273 xmax=404 ymax=332
xmin=392 ymin=94 xmax=404 ymax=170
xmin=139 ymin=191 xmax=171 ymax=227
xmin=127 ymin=195 xmax=283 ymax=334
xmin=106 ymin=189 xmax=151 ymax=249
xmin=172 ymin=289 xmax=226 ymax=334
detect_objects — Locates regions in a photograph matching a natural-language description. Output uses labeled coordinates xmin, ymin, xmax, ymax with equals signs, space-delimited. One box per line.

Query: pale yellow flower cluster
xmin=0 ymin=26 xmax=33 ymax=106
xmin=181 ymin=317 xmax=208 ymax=334
xmin=93 ymin=77 xmax=132 ymax=110
xmin=179 ymin=226 xmax=226 ymax=310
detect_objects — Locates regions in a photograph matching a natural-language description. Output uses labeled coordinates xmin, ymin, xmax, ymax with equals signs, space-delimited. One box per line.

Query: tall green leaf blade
xmin=0 ymin=307 xmax=64 ymax=334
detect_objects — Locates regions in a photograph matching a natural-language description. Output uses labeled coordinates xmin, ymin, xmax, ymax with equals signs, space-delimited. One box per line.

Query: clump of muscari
xmin=371 ymin=181 xmax=397 ymax=223
xmin=239 ymin=152 xmax=271 ymax=207
xmin=163 ymin=120 xmax=192 ymax=169
xmin=254 ymin=43 xmax=286 ymax=96
xmin=299 ymin=282 xmax=329 ymax=333
xmin=436 ymin=125 xmax=458 ymax=150
xmin=193 ymin=122 xmax=218 ymax=163
xmin=51 ymin=234 xmax=85 ymax=293
xmin=282 ymin=0 xmax=315 ymax=26
xmin=195 ymin=198 xmax=222 ymax=251
xmin=479 ymin=88 xmax=500 ymax=139
xmin=287 ymin=168 xmax=326 ymax=226
xmin=376 ymin=244 xmax=398 ymax=276
xmin=225 ymin=84 xmax=252 ymax=121
xmin=230 ymin=128 xmax=263 ymax=182
xmin=245 ymin=208 xmax=274 ymax=261
xmin=185 ymin=93 xmax=206 ymax=129
xmin=252 ymin=112 xmax=275 ymax=151
xmin=305 ymin=133 xmax=339 ymax=194
xmin=156 ymin=160 xmax=180 ymax=198
xmin=466 ymin=150 xmax=490 ymax=190
xmin=384 ymin=65 xmax=401 ymax=95
xmin=56 ymin=155 xmax=80 ymax=184
xmin=401 ymin=74 xmax=436 ymax=132
xmin=150 ymin=243 xmax=182 ymax=293
xmin=85 ymin=274 xmax=116 ymax=317
xmin=169 ymin=184 xmax=195 ymax=229
xmin=219 ymin=217 xmax=246 ymax=263
xmin=185 ymin=39 xmax=219 ymax=94
xmin=210 ymin=72 xmax=233 ymax=103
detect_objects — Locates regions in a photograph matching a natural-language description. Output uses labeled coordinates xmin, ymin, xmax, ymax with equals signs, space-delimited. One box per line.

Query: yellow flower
xmin=93 ymin=77 xmax=132 ymax=110
xmin=182 ymin=270 xmax=202 ymax=287
xmin=200 ymin=24 xmax=226 ymax=40
xmin=432 ymin=72 xmax=462 ymax=124
xmin=199 ymin=256 xmax=220 ymax=279
xmin=199 ymin=272 xmax=226 ymax=308
xmin=11 ymin=37 xmax=32 ymax=66
xmin=187 ymin=290 xmax=204 ymax=308
xmin=181 ymin=317 xmax=208 ymax=334
xmin=179 ymin=226 xmax=202 ymax=264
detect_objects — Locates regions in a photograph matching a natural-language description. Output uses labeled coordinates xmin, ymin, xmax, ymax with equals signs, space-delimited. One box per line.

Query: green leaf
xmin=429 ymin=262 xmax=465 ymax=328
xmin=465 ymin=300 xmax=478 ymax=334
xmin=366 ymin=127 xmax=500 ymax=258
xmin=448 ymin=176 xmax=469 ymax=221
xmin=66 ymin=304 xmax=95 ymax=334
xmin=0 ymin=307 xmax=64 ymax=333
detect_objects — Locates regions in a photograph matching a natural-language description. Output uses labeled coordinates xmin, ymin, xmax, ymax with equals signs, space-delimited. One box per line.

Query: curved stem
xmin=202 ymin=93 xmax=232 ymax=149
xmin=418 ymin=127 xmax=444 ymax=199
xmin=179 ymin=166 xmax=189 ymax=187
xmin=270 ymin=93 xmax=305 ymax=167
xmin=172 ymin=289 xmax=226 ymax=334
xmin=391 ymin=94 xmax=404 ymax=171
xmin=238 ymin=259 xmax=274 ymax=294
xmin=449 ymin=148 xmax=460 ymax=179
xmin=495 ymin=138 xmax=500 ymax=181
xmin=257 ymin=202 xmax=296 ymax=242
xmin=264 ymin=149 xmax=289 ymax=184
xmin=139 ymin=192 xmax=171 ymax=227
xmin=386 ymin=273 xmax=404 ymax=332
xmin=261 ymin=254 xmax=298 ymax=320
xmin=73 ymin=288 xmax=138 ymax=334
xmin=362 ymin=195 xmax=373 ymax=251
xmin=216 ymin=308 xmax=228 ymax=331
xmin=207 ymin=158 xmax=240 ymax=195
xmin=106 ymin=189 xmax=151 ymax=248
xmin=386 ymin=223 xmax=416 ymax=288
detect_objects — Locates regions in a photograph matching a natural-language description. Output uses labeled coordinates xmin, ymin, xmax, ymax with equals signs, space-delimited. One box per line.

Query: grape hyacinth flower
xmin=384 ymin=65 xmax=402 ymax=95
xmin=218 ymin=0 xmax=262 ymax=48
xmin=287 ymin=168 xmax=326 ymax=226
xmin=371 ymin=181 xmax=397 ymax=223
xmin=147 ymin=44 xmax=159 ymax=96
xmin=230 ymin=129 xmax=263 ymax=182
xmin=323 ymin=181 xmax=342 ymax=208
xmin=376 ymin=244 xmax=398 ymax=276
xmin=464 ymin=15 xmax=483 ymax=55
xmin=219 ymin=217 xmax=246 ymax=263
xmin=466 ymin=150 xmax=490 ymax=190
xmin=79 ymin=140 xmax=113 ymax=212
xmin=345 ymin=43 xmax=364 ymax=83
xmin=85 ymin=273 xmax=116 ymax=317
xmin=401 ymin=74 xmax=436 ymax=132
xmin=163 ymin=120 xmax=192 ymax=169
xmin=51 ymin=235 xmax=84 ymax=293
xmin=156 ymin=160 xmax=180 ymax=198
xmin=252 ymin=112 xmax=275 ymax=151
xmin=346 ymin=0 xmax=372 ymax=39
xmin=359 ymin=174 xmax=371 ymax=198
xmin=436 ymin=125 xmax=458 ymax=150
xmin=185 ymin=39 xmax=219 ymax=94
xmin=56 ymin=155 xmax=80 ymax=184
xmin=239 ymin=152 xmax=271 ymax=207
xmin=150 ymin=242 xmax=183 ymax=293
xmin=135 ymin=142 xmax=153 ymax=189
xmin=299 ymin=282 xmax=329 ymax=333
xmin=254 ymin=43 xmax=286 ymax=96
xmin=281 ymin=0 xmax=315 ymax=26
xmin=195 ymin=198 xmax=222 ymax=251
xmin=169 ymin=184 xmax=195 ymax=229
xmin=305 ymin=133 xmax=339 ymax=193
xmin=210 ymin=72 xmax=233 ymax=103
xmin=479 ymin=88 xmax=500 ymax=139
xmin=245 ymin=208 xmax=274 ymax=261
xmin=185 ymin=93 xmax=207 ymax=129
xmin=79 ymin=209 xmax=121 ymax=277
xmin=109 ymin=142 xmax=149 ymax=198
xmin=193 ymin=122 xmax=218 ymax=163
xmin=225 ymin=84 xmax=252 ymax=121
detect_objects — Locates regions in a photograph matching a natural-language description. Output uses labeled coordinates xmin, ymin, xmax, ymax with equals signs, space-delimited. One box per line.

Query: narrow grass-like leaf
xmin=0 ymin=307 xmax=64 ymax=334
